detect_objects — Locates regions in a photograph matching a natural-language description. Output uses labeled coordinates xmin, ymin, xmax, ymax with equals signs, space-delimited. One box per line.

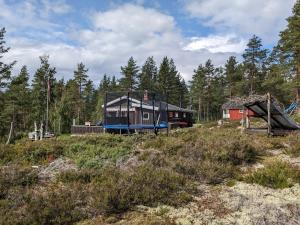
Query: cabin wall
xmin=226 ymin=109 xmax=255 ymax=121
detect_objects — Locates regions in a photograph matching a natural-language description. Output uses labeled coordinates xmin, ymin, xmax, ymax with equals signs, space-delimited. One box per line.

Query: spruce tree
xmin=58 ymin=79 xmax=80 ymax=133
xmin=4 ymin=66 xmax=31 ymax=130
xmin=138 ymin=56 xmax=157 ymax=92
xmin=225 ymin=56 xmax=239 ymax=98
xmin=0 ymin=28 xmax=15 ymax=89
xmin=93 ymin=74 xmax=113 ymax=121
xmin=190 ymin=64 xmax=207 ymax=122
xmin=120 ymin=57 xmax=139 ymax=91
xmin=83 ymin=80 xmax=96 ymax=122
xmin=0 ymin=27 xmax=15 ymax=138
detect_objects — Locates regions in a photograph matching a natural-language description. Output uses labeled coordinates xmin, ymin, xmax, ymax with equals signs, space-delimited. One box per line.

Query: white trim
xmin=102 ymin=95 xmax=141 ymax=107
xmin=106 ymin=107 xmax=135 ymax=112
xmin=131 ymin=103 xmax=158 ymax=110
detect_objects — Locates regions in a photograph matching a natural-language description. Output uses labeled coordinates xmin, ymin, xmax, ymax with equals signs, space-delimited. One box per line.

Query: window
xmin=239 ymin=109 xmax=244 ymax=113
xmin=169 ymin=112 xmax=173 ymax=117
xmin=183 ymin=113 xmax=186 ymax=118
xmin=223 ymin=109 xmax=230 ymax=119
xmin=175 ymin=112 xmax=179 ymax=118
xmin=143 ymin=112 xmax=149 ymax=120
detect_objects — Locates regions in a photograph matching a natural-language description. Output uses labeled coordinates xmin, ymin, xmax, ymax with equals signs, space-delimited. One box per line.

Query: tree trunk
xmin=6 ymin=122 xmax=13 ymax=145
xmin=197 ymin=96 xmax=201 ymax=122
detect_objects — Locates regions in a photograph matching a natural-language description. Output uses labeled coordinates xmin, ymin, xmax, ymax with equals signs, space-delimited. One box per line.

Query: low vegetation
xmin=244 ymin=160 xmax=300 ymax=189
xmin=1 ymin=126 xmax=300 ymax=224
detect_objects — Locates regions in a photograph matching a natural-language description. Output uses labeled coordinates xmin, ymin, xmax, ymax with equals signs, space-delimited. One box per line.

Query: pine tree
xmin=31 ymin=55 xmax=56 ymax=128
xmin=138 ymin=56 xmax=157 ymax=92
xmin=74 ymin=62 xmax=88 ymax=97
xmin=120 ymin=57 xmax=139 ymax=91
xmin=242 ymin=35 xmax=268 ymax=94
xmin=73 ymin=62 xmax=89 ymax=123
xmin=279 ymin=0 xmax=300 ymax=99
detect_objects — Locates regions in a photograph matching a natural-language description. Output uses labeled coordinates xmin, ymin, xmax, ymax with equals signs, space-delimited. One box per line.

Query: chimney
xmin=143 ymin=90 xmax=149 ymax=101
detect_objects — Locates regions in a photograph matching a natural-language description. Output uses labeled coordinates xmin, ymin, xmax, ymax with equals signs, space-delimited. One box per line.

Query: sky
xmin=0 ymin=0 xmax=297 ymax=85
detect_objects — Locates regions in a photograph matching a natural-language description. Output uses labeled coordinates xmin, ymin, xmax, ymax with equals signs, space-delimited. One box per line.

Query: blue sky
xmin=0 ymin=0 xmax=296 ymax=84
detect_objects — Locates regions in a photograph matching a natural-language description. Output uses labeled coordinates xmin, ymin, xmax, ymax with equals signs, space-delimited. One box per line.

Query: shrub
xmin=0 ymin=166 xmax=38 ymax=199
xmin=92 ymin=164 xmax=190 ymax=214
xmin=24 ymin=184 xmax=89 ymax=225
xmin=244 ymin=160 xmax=300 ymax=189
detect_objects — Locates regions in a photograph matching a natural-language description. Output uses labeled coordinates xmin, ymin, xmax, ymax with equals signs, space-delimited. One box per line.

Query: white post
xmin=34 ymin=121 xmax=38 ymax=141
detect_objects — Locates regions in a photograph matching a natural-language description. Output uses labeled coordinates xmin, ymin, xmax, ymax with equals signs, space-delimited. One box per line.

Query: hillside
xmin=1 ymin=124 xmax=300 ymax=225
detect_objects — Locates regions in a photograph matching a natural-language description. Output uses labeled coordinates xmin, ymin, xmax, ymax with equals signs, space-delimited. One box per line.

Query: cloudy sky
xmin=0 ymin=0 xmax=296 ymax=84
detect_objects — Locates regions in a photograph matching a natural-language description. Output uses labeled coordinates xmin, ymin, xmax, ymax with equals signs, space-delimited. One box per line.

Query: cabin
xmin=222 ymin=97 xmax=255 ymax=121
xmin=103 ymin=92 xmax=194 ymax=132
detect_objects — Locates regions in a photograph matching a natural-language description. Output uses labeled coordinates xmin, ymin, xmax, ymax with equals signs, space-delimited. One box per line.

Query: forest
xmin=0 ymin=1 xmax=300 ymax=142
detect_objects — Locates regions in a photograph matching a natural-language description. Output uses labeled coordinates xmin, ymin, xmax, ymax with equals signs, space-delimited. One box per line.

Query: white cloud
xmin=184 ymin=0 xmax=296 ymax=43
xmin=0 ymin=0 xmax=71 ymax=31
xmin=184 ymin=35 xmax=246 ymax=53
xmin=2 ymin=2 xmax=271 ymax=84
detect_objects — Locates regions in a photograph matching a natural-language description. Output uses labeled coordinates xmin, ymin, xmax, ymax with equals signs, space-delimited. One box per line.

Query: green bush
xmin=244 ymin=160 xmax=300 ymax=189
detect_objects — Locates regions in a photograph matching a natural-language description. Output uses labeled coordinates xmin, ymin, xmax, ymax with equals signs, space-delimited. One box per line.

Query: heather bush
xmin=244 ymin=160 xmax=300 ymax=189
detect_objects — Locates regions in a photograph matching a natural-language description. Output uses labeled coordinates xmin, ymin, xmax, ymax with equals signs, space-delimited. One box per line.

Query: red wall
xmin=229 ymin=109 xmax=254 ymax=121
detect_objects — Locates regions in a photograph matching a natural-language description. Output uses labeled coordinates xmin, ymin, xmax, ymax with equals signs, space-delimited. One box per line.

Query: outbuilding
xmin=222 ymin=97 xmax=255 ymax=121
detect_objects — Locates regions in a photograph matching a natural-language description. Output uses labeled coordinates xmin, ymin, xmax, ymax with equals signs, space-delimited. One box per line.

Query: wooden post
xmin=267 ymin=93 xmax=272 ymax=136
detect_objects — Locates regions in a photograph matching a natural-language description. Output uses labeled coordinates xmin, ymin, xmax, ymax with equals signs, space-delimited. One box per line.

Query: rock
xmin=38 ymin=158 xmax=77 ymax=181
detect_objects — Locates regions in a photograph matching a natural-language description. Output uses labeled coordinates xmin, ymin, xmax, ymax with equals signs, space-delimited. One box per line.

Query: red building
xmin=222 ymin=98 xmax=255 ymax=121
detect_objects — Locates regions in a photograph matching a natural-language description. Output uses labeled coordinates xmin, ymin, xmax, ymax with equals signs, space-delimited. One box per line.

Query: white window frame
xmin=143 ymin=112 xmax=150 ymax=120
xmin=223 ymin=109 xmax=230 ymax=119
xmin=175 ymin=112 xmax=179 ymax=118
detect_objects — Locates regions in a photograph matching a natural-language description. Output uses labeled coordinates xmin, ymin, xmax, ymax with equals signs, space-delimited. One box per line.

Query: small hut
xmin=222 ymin=97 xmax=255 ymax=121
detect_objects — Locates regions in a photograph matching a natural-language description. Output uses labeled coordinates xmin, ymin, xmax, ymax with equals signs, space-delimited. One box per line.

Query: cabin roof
xmin=104 ymin=95 xmax=194 ymax=113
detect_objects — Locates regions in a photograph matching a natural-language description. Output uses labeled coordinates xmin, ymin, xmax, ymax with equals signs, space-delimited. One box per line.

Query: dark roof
xmin=162 ymin=102 xmax=195 ymax=113
xmin=222 ymin=97 xmax=245 ymax=110
xmin=222 ymin=95 xmax=271 ymax=110
xmin=244 ymin=95 xmax=300 ymax=130
xmin=105 ymin=96 xmax=195 ymax=113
